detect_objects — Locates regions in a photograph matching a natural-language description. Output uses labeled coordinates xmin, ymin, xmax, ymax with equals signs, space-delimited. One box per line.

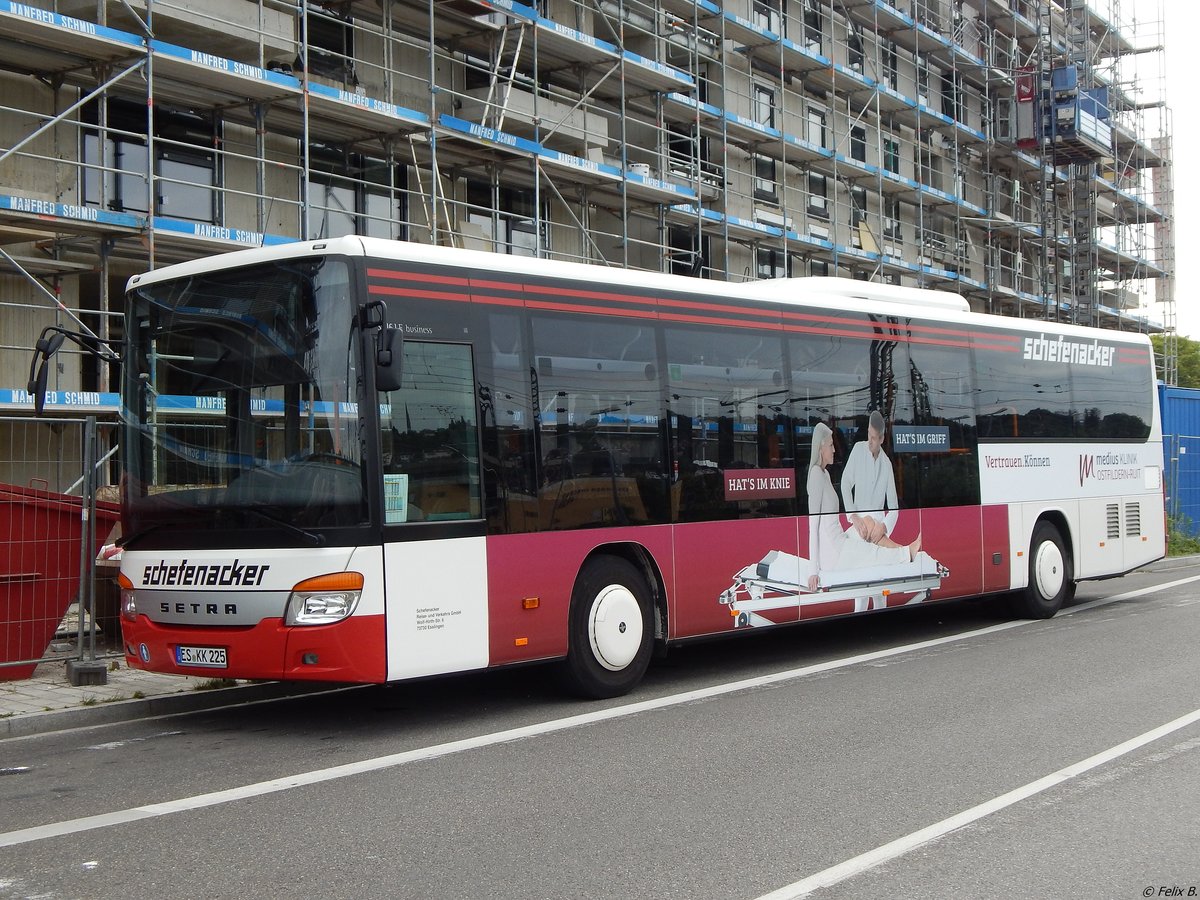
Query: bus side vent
xmin=1107 ymin=504 xmax=1121 ymax=540
xmin=1125 ymin=502 xmax=1141 ymax=537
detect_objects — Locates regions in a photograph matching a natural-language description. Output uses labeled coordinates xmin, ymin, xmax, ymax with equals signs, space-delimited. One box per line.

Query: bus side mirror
xmin=27 ymin=331 xmax=66 ymax=416
xmin=360 ymin=300 xmax=402 ymax=392
xmin=376 ymin=327 xmax=402 ymax=393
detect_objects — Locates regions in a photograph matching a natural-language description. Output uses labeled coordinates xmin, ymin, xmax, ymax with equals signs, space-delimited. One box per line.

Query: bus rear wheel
xmin=1011 ymin=522 xmax=1075 ymax=619
xmin=561 ymin=556 xmax=653 ymax=699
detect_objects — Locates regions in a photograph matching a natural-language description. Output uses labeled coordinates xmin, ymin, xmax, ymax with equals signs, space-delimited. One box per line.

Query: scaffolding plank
xmin=592 ymin=170 xmax=698 ymax=204
xmin=1084 ymin=4 xmax=1135 ymax=56
xmin=147 ymin=42 xmax=430 ymax=142
xmin=1095 ymin=178 xmax=1164 ymax=225
xmin=151 ymin=217 xmax=295 ymax=252
xmin=438 ymin=114 xmax=698 ymax=205
xmin=660 ymin=0 xmax=717 ymax=18
xmin=888 ymin=101 xmax=985 ymax=146
xmin=981 ymin=0 xmax=1039 ymax=42
xmin=748 ymin=132 xmax=830 ymax=166
xmin=776 ymin=36 xmax=829 ymax=74
xmin=150 ymin=39 xmax=302 ymax=104
xmin=1112 ymin=123 xmax=1166 ymax=169
xmin=665 ymin=204 xmax=783 ymax=241
xmin=306 ymin=82 xmax=431 ymax=133
xmin=662 ymin=92 xmax=723 ymax=127
xmin=874 ymin=84 xmax=917 ymax=114
xmin=877 ymin=169 xmax=921 ymax=196
xmin=806 ymin=61 xmax=879 ymax=97
xmin=0 ymin=194 xmax=143 ymax=238
xmin=713 ymin=10 xmax=777 ymax=48
xmin=720 ymin=110 xmax=782 ymax=147
xmin=839 ymin=0 xmax=903 ymax=25
xmin=619 ymin=50 xmax=695 ymax=94
xmin=0 ymin=0 xmax=145 ymax=61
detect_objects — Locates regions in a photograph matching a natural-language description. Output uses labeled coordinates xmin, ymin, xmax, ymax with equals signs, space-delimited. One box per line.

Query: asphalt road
xmin=1 ymin=559 xmax=1198 ymax=900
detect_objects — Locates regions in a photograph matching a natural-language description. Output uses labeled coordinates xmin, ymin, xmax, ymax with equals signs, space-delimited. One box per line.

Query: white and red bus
xmin=114 ymin=238 xmax=1165 ymax=697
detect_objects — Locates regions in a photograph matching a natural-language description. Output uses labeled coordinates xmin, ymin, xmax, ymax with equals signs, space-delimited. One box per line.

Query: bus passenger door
xmin=378 ymin=341 xmax=490 ymax=681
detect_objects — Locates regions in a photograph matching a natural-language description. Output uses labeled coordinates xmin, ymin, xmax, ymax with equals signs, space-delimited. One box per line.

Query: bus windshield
xmin=122 ymin=257 xmax=366 ymax=546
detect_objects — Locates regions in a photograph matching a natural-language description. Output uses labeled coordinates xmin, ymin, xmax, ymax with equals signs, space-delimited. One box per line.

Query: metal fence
xmin=1 ymin=415 xmax=120 ymax=680
xmin=1164 ymin=433 xmax=1200 ymax=537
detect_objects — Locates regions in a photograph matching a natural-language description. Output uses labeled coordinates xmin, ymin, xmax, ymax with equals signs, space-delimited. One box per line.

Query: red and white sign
xmin=723 ymin=468 xmax=796 ymax=501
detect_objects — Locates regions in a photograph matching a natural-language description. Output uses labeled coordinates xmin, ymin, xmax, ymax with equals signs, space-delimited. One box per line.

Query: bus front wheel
xmin=561 ymin=556 xmax=653 ymax=699
xmin=1012 ymin=522 xmax=1075 ymax=619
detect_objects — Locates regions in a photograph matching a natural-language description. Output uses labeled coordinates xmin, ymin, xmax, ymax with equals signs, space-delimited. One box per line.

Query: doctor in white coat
xmin=840 ymin=410 xmax=899 ymax=546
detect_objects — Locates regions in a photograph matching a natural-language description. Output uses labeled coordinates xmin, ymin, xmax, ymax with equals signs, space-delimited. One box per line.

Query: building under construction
xmin=0 ymin=0 xmax=1177 ymax=424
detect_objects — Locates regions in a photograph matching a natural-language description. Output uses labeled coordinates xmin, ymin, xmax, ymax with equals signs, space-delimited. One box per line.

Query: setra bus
xmin=111 ymin=237 xmax=1165 ymax=697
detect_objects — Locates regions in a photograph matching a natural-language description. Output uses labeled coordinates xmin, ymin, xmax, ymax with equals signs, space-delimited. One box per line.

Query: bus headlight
xmin=119 ymin=572 xmax=138 ymax=622
xmin=285 ymin=572 xmax=364 ymax=626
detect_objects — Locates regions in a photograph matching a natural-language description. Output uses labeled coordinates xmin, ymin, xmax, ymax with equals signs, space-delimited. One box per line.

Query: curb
xmin=0 ymin=680 xmax=350 ymax=740
xmin=1143 ymin=553 xmax=1200 ymax=572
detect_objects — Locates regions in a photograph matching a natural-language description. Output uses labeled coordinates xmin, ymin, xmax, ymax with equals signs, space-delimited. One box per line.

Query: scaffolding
xmin=0 ymin=0 xmax=1177 ymax=416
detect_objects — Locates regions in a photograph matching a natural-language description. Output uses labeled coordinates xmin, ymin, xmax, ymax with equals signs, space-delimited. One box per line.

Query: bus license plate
xmin=176 ymin=645 xmax=227 ymax=668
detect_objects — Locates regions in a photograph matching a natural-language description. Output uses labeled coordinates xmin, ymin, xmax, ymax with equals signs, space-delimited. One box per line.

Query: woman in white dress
xmin=806 ymin=422 xmax=921 ymax=591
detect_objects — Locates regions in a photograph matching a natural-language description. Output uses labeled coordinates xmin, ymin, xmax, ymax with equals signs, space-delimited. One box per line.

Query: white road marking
xmin=2 ymin=572 xmax=1198 ymax=851
xmin=754 ymin=706 xmax=1200 ymax=900
xmin=85 ymin=731 xmax=184 ymax=751
xmin=1061 ymin=573 xmax=1200 ymax=612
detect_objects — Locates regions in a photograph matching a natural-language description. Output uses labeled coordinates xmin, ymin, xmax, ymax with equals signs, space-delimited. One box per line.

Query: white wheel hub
xmin=1033 ymin=539 xmax=1064 ymax=600
xmin=588 ymin=583 xmax=643 ymax=671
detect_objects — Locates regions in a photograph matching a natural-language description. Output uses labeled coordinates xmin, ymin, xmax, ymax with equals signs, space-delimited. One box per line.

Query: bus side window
xmin=530 ymin=315 xmax=664 ymax=530
xmin=973 ymin=338 xmax=1074 ymax=439
xmin=896 ymin=339 xmax=979 ymax=508
xmin=481 ymin=313 xmax=538 ymax=534
xmin=668 ymin=324 xmax=792 ymax=521
xmin=380 ymin=341 xmax=482 ymax=523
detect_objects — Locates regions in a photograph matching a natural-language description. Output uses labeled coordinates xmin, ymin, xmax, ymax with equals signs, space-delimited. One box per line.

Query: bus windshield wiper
xmin=234 ymin=507 xmax=326 ymax=547
xmin=119 ymin=518 xmax=200 ymax=549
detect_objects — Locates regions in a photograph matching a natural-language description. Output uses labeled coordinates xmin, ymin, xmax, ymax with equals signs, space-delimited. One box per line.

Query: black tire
xmin=1010 ymin=521 xmax=1075 ymax=619
xmin=560 ymin=556 xmax=654 ymax=699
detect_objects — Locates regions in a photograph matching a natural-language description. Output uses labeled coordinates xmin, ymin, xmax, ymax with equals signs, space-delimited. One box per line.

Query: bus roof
xmin=126 ymin=236 xmax=1152 ymax=346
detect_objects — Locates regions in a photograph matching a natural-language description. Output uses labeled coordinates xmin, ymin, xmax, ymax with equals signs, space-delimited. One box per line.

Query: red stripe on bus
xmin=524 ymin=298 xmax=660 ymax=319
xmin=469 ymin=278 xmax=529 ymax=294
xmin=658 ymin=310 xmax=783 ymax=331
xmin=367 ymin=285 xmax=472 ymax=302
xmin=469 ymin=293 xmax=526 ymax=308
xmin=367 ymin=268 xmax=471 ymax=287
xmin=523 ymin=282 xmax=662 ymax=306
xmin=365 ymin=269 xmax=1144 ymax=358
xmin=366 ymin=284 xmax=1027 ymax=350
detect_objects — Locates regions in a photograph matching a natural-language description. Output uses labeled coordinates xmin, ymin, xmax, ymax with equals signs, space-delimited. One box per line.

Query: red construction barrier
xmin=0 ymin=483 xmax=120 ymax=680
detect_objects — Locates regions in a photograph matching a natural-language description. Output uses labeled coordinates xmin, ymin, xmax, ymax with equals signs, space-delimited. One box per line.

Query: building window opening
xmin=806 ymin=106 xmax=827 ymax=148
xmin=307 ymin=147 xmax=407 ymax=240
xmin=808 ymin=172 xmax=828 ymax=218
xmin=850 ymin=126 xmax=867 ymax=163
xmin=669 ymin=227 xmax=709 ymax=277
xmin=755 ymin=155 xmax=778 ymax=202
xmin=754 ymin=85 xmax=777 ymax=129
xmin=802 ymin=0 xmax=822 ymax=53
xmin=753 ymin=0 xmax=781 ymax=36
xmin=883 ymin=138 xmax=901 ymax=174
xmin=848 ymin=22 xmax=864 ymax=72
xmin=82 ymin=99 xmax=216 ymax=224
xmin=850 ymin=185 xmax=867 ymax=248
xmin=466 ymin=180 xmax=544 ymax=256
xmin=302 ymin=8 xmax=357 ymax=87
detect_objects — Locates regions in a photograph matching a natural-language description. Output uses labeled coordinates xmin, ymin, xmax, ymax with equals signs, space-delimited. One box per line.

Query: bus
xmin=110 ymin=237 xmax=1165 ymax=698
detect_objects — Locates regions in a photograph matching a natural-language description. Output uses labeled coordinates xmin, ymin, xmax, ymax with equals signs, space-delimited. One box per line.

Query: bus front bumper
xmin=120 ymin=614 xmax=386 ymax=683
